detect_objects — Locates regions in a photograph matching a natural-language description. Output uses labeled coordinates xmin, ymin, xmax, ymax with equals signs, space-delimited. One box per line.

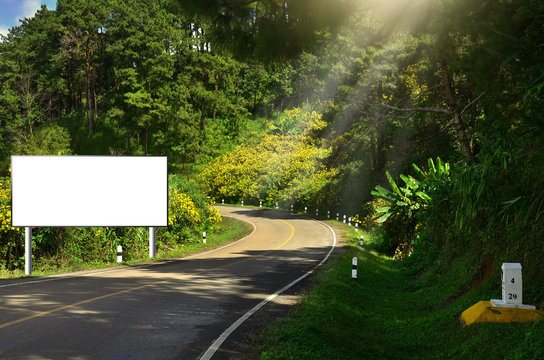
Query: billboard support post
xmin=149 ymin=227 xmax=156 ymax=258
xmin=25 ymin=227 xmax=32 ymax=275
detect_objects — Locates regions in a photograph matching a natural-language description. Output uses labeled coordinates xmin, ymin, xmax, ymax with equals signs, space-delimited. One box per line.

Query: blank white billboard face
xmin=11 ymin=156 xmax=168 ymax=227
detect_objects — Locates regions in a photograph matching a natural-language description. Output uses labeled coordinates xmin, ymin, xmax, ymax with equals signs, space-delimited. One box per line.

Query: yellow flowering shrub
xmin=0 ymin=178 xmax=19 ymax=233
xmin=169 ymin=189 xmax=202 ymax=225
xmin=167 ymin=186 xmax=222 ymax=242
xmin=201 ymin=107 xmax=339 ymax=208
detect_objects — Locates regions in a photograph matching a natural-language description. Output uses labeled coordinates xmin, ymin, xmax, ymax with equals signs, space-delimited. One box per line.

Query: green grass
xmin=254 ymin=222 xmax=544 ymax=360
xmin=0 ymin=216 xmax=253 ymax=279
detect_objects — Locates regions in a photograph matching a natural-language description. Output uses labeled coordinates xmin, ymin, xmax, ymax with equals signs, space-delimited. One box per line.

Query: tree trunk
xmin=126 ymin=128 xmax=131 ymax=154
xmin=442 ymin=65 xmax=476 ymax=163
xmin=200 ymin=101 xmax=206 ymax=132
xmin=144 ymin=124 xmax=148 ymax=155
xmin=86 ymin=64 xmax=94 ymax=137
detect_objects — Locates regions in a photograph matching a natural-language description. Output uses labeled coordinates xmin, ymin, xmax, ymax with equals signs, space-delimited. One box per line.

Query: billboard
xmin=11 ymin=156 xmax=168 ymax=227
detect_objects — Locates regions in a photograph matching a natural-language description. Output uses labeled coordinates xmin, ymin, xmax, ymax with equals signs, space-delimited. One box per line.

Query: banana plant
xmin=371 ymin=171 xmax=432 ymax=223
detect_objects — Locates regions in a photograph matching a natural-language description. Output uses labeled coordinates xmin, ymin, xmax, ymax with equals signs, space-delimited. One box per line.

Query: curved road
xmin=0 ymin=207 xmax=336 ymax=359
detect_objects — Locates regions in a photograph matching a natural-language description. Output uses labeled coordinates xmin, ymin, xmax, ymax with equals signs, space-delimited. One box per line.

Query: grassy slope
xmin=255 ymin=222 xmax=544 ymax=360
xmin=0 ymin=215 xmax=253 ymax=279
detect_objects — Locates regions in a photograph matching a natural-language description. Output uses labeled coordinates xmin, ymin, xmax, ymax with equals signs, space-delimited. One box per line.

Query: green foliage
xmin=256 ymin=225 xmax=544 ymax=360
xmin=14 ymin=124 xmax=72 ymax=155
xmin=370 ymin=158 xmax=449 ymax=258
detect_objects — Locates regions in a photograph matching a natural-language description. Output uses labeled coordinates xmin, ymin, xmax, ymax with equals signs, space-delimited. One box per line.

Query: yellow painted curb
xmin=461 ymin=301 xmax=544 ymax=326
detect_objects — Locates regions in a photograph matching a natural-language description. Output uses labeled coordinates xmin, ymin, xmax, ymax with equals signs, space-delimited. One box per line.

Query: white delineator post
xmin=149 ymin=227 xmax=156 ymax=258
xmin=352 ymin=257 xmax=357 ymax=279
xmin=222 ymin=199 xmax=224 ymax=205
xmin=203 ymin=231 xmax=207 ymax=244
xmin=304 ymin=206 xmax=307 ymax=214
xmin=25 ymin=227 xmax=32 ymax=275
xmin=336 ymin=213 xmax=339 ymax=221
xmin=316 ymin=209 xmax=319 ymax=217
xmin=343 ymin=215 xmax=346 ymax=223
xmin=348 ymin=217 xmax=351 ymax=226
xmin=117 ymin=245 xmax=123 ymax=263
xmin=327 ymin=210 xmax=330 ymax=219
xmin=360 ymin=234 xmax=364 ymax=246
xmin=276 ymin=202 xmax=278 ymax=209
xmin=355 ymin=222 xmax=359 ymax=232
xmin=241 ymin=200 xmax=244 ymax=206
xmin=260 ymin=201 xmax=262 ymax=208
xmin=291 ymin=204 xmax=293 ymax=212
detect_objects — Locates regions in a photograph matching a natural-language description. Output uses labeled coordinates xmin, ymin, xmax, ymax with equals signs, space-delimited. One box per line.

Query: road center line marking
xmin=199 ymin=218 xmax=336 ymax=360
xmin=0 ymin=218 xmax=293 ymax=330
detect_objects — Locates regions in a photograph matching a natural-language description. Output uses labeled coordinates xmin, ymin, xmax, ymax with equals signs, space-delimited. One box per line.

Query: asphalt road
xmin=0 ymin=207 xmax=336 ymax=360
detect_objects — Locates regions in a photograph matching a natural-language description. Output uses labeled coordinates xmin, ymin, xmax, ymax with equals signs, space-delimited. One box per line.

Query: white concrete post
xmin=149 ymin=227 xmax=156 ymax=258
xmin=276 ymin=202 xmax=278 ymax=209
xmin=491 ymin=263 xmax=535 ymax=309
xmin=336 ymin=213 xmax=339 ymax=221
xmin=260 ymin=201 xmax=262 ymax=208
xmin=222 ymin=199 xmax=224 ymax=204
xmin=241 ymin=200 xmax=244 ymax=206
xmin=316 ymin=209 xmax=319 ymax=216
xmin=502 ymin=263 xmax=522 ymax=304
xmin=360 ymin=234 xmax=364 ymax=246
xmin=343 ymin=215 xmax=346 ymax=223
xmin=203 ymin=231 xmax=207 ymax=244
xmin=25 ymin=227 xmax=32 ymax=275
xmin=352 ymin=257 xmax=358 ymax=279
xmin=348 ymin=217 xmax=352 ymax=226
xmin=304 ymin=206 xmax=307 ymax=214
xmin=117 ymin=245 xmax=123 ymax=263
xmin=355 ymin=222 xmax=359 ymax=232
xmin=327 ymin=210 xmax=330 ymax=219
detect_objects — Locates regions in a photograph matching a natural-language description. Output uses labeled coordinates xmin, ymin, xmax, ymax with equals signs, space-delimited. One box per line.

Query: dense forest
xmin=1 ymin=0 xmax=543 ymax=297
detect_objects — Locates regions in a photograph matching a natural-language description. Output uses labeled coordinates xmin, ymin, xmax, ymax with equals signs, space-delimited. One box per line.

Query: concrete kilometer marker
xmin=461 ymin=262 xmax=542 ymax=325
xmin=491 ymin=263 xmax=528 ymax=307
xmin=352 ymin=257 xmax=357 ymax=279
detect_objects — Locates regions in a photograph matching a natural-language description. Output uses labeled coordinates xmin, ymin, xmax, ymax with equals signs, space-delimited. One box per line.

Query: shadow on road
xmin=0 ymin=239 xmax=334 ymax=359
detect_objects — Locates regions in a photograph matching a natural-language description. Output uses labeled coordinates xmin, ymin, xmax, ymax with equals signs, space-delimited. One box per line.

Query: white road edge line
xmin=0 ymin=211 xmax=257 ymax=289
xmin=199 ymin=218 xmax=337 ymax=360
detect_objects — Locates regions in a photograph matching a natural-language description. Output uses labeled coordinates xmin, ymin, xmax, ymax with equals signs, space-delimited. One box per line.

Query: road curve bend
xmin=0 ymin=206 xmax=336 ymax=359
